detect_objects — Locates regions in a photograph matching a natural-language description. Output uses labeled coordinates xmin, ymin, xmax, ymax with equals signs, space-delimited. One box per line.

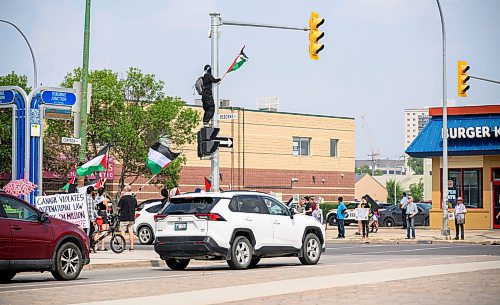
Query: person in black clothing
xmin=201 ymin=65 xmax=221 ymax=126
xmin=118 ymin=185 xmax=138 ymax=251
xmin=360 ymin=195 xmax=372 ymax=243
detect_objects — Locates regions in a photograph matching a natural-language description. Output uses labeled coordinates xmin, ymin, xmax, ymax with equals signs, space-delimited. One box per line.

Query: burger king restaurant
xmin=406 ymin=105 xmax=500 ymax=230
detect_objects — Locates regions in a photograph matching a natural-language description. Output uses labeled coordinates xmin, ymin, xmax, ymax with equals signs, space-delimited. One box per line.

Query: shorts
xmin=119 ymin=221 xmax=135 ymax=232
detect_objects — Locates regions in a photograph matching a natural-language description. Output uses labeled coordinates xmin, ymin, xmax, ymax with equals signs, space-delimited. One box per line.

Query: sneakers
xmin=454 ymin=236 xmax=459 ymax=240
xmin=354 ymin=232 xmax=361 ymax=235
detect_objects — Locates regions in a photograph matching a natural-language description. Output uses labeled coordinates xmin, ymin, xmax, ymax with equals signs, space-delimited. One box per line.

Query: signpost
xmin=219 ymin=113 xmax=238 ymax=121
xmin=217 ymin=137 xmax=233 ymax=148
xmin=62 ymin=137 xmax=82 ymax=145
xmin=41 ymin=90 xmax=77 ymax=106
xmin=0 ymin=90 xmax=14 ymax=104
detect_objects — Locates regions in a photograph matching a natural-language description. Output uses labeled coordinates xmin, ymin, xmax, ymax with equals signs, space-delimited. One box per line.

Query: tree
xmin=54 ymin=67 xmax=199 ymax=195
xmin=355 ymin=164 xmax=384 ymax=176
xmin=407 ymin=156 xmax=423 ymax=175
xmin=0 ymin=72 xmax=32 ymax=174
xmin=409 ymin=179 xmax=424 ymax=202
xmin=386 ymin=179 xmax=403 ymax=204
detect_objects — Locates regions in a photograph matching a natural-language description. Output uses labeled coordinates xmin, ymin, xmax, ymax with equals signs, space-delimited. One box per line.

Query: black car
xmin=378 ymin=203 xmax=430 ymax=227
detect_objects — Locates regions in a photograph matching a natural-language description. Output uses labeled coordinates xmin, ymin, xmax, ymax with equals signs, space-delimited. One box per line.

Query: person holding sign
xmin=405 ymin=196 xmax=418 ymax=239
xmin=360 ymin=195 xmax=372 ymax=243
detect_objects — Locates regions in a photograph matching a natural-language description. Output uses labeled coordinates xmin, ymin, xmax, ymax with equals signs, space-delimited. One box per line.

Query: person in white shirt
xmin=454 ymin=197 xmax=467 ymax=240
xmin=405 ymin=196 xmax=418 ymax=239
xmin=400 ymin=192 xmax=408 ymax=229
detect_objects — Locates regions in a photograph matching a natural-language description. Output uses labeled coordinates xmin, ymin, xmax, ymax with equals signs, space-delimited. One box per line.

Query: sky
xmin=1 ymin=0 xmax=499 ymax=160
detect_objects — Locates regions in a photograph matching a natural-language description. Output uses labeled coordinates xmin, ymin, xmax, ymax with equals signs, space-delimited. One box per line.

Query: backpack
xmin=194 ymin=76 xmax=204 ymax=95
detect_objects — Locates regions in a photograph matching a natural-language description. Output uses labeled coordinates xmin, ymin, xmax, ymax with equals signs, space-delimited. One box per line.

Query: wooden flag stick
xmin=136 ymin=174 xmax=158 ymax=192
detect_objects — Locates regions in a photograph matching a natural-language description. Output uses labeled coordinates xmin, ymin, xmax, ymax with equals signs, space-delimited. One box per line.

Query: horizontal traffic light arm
xmin=469 ymin=75 xmax=500 ymax=85
xmin=222 ymin=20 xmax=308 ymax=31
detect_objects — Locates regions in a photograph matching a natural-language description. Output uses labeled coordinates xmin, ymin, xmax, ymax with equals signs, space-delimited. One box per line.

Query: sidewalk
xmin=84 ymin=227 xmax=500 ymax=271
xmin=325 ymin=225 xmax=500 ymax=245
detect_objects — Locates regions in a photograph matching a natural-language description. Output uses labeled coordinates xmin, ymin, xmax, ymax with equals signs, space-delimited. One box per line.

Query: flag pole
xmin=137 ymin=174 xmax=158 ymax=192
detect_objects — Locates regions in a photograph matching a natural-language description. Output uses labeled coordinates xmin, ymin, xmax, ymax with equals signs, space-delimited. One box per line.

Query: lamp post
xmin=393 ymin=154 xmax=405 ymax=204
xmin=0 ymin=20 xmax=37 ymax=88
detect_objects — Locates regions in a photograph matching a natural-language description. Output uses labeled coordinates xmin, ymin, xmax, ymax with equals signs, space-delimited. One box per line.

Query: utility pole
xmin=208 ymin=13 xmax=311 ymax=191
xmin=436 ymin=0 xmax=450 ymax=238
xmin=79 ymin=0 xmax=91 ymax=163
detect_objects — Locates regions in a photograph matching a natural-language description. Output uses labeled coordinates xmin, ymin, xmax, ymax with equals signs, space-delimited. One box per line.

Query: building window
xmin=446 ymin=168 xmax=483 ymax=208
xmin=292 ymin=137 xmax=310 ymax=156
xmin=330 ymin=139 xmax=338 ymax=157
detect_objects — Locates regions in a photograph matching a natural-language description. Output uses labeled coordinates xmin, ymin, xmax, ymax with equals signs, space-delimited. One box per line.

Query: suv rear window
xmin=160 ymin=197 xmax=220 ymax=215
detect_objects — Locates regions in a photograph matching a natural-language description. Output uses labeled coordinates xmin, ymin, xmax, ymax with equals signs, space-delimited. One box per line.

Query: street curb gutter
xmin=84 ymin=259 xmax=164 ymax=271
xmin=326 ymin=238 xmax=500 ymax=245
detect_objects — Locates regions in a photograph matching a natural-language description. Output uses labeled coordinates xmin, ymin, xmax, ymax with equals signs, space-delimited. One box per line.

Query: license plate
xmin=174 ymin=222 xmax=187 ymax=231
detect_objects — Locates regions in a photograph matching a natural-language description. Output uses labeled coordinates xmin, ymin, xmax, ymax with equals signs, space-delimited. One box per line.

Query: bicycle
xmin=91 ymin=214 xmax=126 ymax=254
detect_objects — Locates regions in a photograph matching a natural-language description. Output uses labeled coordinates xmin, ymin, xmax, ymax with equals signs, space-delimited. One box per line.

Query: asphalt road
xmin=1 ymin=243 xmax=499 ymax=305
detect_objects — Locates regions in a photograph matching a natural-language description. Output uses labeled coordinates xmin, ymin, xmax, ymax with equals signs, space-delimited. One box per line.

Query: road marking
xmin=344 ymin=245 xmax=470 ymax=255
xmin=73 ymin=260 xmax=500 ymax=305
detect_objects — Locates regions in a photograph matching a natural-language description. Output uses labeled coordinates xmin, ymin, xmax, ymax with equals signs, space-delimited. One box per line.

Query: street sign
xmin=44 ymin=108 xmax=72 ymax=120
xmin=219 ymin=113 xmax=238 ymax=121
xmin=41 ymin=90 xmax=77 ymax=106
xmin=0 ymin=90 xmax=14 ymax=104
xmin=216 ymin=137 xmax=233 ymax=148
xmin=61 ymin=137 xmax=81 ymax=145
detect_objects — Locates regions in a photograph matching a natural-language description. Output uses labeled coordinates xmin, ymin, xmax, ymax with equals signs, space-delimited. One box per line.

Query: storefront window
xmin=444 ymin=168 xmax=483 ymax=208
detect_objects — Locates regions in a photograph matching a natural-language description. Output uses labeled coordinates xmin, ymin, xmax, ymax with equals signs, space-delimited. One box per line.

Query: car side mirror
xmin=39 ymin=212 xmax=49 ymax=223
xmin=289 ymin=207 xmax=295 ymax=219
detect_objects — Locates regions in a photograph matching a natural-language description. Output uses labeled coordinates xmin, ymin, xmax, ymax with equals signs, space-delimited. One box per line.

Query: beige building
xmin=178 ymin=106 xmax=356 ymax=202
xmin=355 ymin=173 xmax=388 ymax=202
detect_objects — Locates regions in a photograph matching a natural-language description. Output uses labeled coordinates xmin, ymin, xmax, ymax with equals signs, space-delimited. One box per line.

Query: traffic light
xmin=309 ymin=12 xmax=325 ymax=60
xmin=197 ymin=127 xmax=220 ymax=158
xmin=458 ymin=60 xmax=470 ymax=97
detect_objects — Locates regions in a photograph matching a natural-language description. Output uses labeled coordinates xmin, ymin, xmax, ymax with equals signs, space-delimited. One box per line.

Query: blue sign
xmin=0 ymin=90 xmax=15 ymax=104
xmin=41 ymin=90 xmax=76 ymax=106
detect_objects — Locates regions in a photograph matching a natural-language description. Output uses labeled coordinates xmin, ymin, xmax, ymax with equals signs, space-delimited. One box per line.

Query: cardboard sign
xmin=354 ymin=208 xmax=369 ymax=221
xmin=35 ymin=193 xmax=89 ymax=228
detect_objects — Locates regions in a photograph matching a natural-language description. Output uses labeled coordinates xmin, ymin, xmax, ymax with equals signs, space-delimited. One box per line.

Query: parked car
xmin=136 ymin=198 xmax=163 ymax=211
xmin=134 ymin=200 xmax=167 ymax=245
xmin=378 ymin=203 xmax=430 ymax=227
xmin=154 ymin=191 xmax=325 ymax=270
xmin=0 ymin=192 xmax=90 ymax=282
xmin=325 ymin=202 xmax=360 ymax=226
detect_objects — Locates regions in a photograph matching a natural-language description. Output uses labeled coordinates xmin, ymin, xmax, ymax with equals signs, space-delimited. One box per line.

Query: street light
xmin=393 ymin=155 xmax=405 ymax=204
xmin=0 ymin=20 xmax=38 ymax=88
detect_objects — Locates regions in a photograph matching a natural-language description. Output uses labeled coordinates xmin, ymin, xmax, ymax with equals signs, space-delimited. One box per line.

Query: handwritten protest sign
xmin=35 ymin=193 xmax=89 ymax=228
xmin=354 ymin=208 xmax=369 ymax=221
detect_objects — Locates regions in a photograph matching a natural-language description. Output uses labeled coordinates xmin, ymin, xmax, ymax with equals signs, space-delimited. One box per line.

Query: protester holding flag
xmin=76 ymin=144 xmax=109 ymax=177
xmin=200 ymin=65 xmax=221 ymax=127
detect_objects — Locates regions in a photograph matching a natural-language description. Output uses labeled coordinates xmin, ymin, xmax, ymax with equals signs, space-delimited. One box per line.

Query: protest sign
xmin=354 ymin=208 xmax=369 ymax=221
xmin=35 ymin=193 xmax=89 ymax=228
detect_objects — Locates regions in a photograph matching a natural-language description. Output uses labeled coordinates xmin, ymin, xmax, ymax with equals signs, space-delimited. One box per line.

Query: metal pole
xmin=210 ymin=13 xmax=221 ymax=192
xmin=79 ymin=0 xmax=91 ymax=163
xmin=223 ymin=20 xmax=308 ymax=31
xmin=0 ymin=20 xmax=38 ymax=88
xmin=470 ymin=75 xmax=500 ymax=85
xmin=436 ymin=0 xmax=450 ymax=238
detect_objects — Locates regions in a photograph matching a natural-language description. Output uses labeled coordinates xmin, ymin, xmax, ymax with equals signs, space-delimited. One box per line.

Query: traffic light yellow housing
xmin=458 ymin=60 xmax=470 ymax=97
xmin=309 ymin=12 xmax=324 ymax=60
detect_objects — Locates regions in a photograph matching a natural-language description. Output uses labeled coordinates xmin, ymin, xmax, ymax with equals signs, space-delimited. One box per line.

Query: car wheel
xmin=327 ymin=214 xmax=337 ymax=226
xmin=249 ymin=256 xmax=261 ymax=268
xmin=51 ymin=242 xmax=83 ymax=281
xmin=299 ymin=233 xmax=321 ymax=265
xmin=227 ymin=236 xmax=253 ymax=270
xmin=384 ymin=218 xmax=395 ymax=227
xmin=138 ymin=226 xmax=154 ymax=245
xmin=165 ymin=258 xmax=190 ymax=270
xmin=0 ymin=271 xmax=16 ymax=282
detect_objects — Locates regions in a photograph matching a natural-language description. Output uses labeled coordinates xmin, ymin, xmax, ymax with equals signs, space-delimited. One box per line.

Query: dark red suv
xmin=0 ymin=191 xmax=90 ymax=281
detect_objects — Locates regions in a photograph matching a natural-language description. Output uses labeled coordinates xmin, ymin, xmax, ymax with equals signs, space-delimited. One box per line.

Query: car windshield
xmin=159 ymin=197 xmax=220 ymax=215
xmin=417 ymin=203 xmax=432 ymax=211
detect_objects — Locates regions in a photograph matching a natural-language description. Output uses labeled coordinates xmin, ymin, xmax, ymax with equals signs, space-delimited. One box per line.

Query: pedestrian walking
xmin=85 ymin=186 xmax=98 ymax=252
xmin=96 ymin=188 xmax=109 ymax=251
xmin=369 ymin=210 xmax=379 ymax=233
xmin=200 ymin=65 xmax=221 ymax=126
xmin=400 ymin=192 xmax=409 ymax=229
xmin=454 ymin=197 xmax=467 ymax=240
xmin=336 ymin=197 xmax=346 ymax=238
xmin=405 ymin=196 xmax=418 ymax=239
xmin=118 ymin=185 xmax=138 ymax=251
xmin=360 ymin=195 xmax=372 ymax=242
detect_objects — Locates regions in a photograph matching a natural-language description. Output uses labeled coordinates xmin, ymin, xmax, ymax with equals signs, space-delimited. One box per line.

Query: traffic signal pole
xmin=208 ymin=13 xmax=313 ymax=192
xmin=79 ymin=0 xmax=91 ymax=163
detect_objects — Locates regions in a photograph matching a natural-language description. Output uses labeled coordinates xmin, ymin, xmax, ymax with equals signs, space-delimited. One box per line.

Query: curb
xmin=84 ymin=259 xmax=164 ymax=271
xmin=325 ymin=238 xmax=500 ymax=245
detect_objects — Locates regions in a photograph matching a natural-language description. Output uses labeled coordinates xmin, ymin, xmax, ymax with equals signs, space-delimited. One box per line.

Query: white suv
xmin=154 ymin=191 xmax=325 ymax=270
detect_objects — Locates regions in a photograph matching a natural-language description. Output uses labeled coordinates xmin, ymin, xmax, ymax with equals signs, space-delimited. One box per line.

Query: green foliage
xmin=386 ymin=179 xmax=404 ymax=204
xmin=355 ymin=164 xmax=383 ymax=176
xmin=409 ymin=179 xmax=424 ymax=202
xmin=407 ymin=156 xmax=423 ymax=175
xmin=320 ymin=203 xmax=338 ymax=220
xmin=47 ymin=67 xmax=199 ymax=194
xmin=0 ymin=72 xmax=32 ymax=174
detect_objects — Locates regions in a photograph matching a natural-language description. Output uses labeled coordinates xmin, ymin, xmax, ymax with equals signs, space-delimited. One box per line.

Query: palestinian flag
xmin=204 ymin=177 xmax=223 ymax=192
xmin=146 ymin=142 xmax=180 ymax=174
xmin=87 ymin=178 xmax=103 ymax=189
xmin=76 ymin=144 xmax=109 ymax=177
xmin=62 ymin=175 xmax=77 ymax=191
xmin=226 ymin=46 xmax=249 ymax=73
